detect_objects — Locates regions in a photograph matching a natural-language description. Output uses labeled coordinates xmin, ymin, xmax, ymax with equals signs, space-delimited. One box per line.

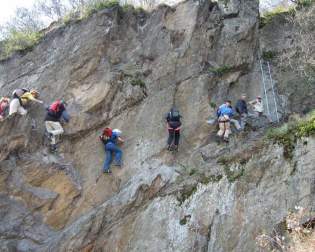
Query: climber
xmin=101 ymin=128 xmax=124 ymax=174
xmin=235 ymin=94 xmax=248 ymax=130
xmin=9 ymin=89 xmax=43 ymax=116
xmin=165 ymin=106 xmax=182 ymax=151
xmin=0 ymin=97 xmax=10 ymax=121
xmin=249 ymin=96 xmax=264 ymax=117
xmin=217 ymin=100 xmax=234 ymax=142
xmin=44 ymin=99 xmax=70 ymax=152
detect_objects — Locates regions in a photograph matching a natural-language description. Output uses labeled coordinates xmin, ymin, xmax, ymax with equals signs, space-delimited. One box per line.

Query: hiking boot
xmin=223 ymin=137 xmax=229 ymax=143
xmin=104 ymin=170 xmax=112 ymax=174
xmin=173 ymin=145 xmax=179 ymax=152
xmin=167 ymin=145 xmax=172 ymax=151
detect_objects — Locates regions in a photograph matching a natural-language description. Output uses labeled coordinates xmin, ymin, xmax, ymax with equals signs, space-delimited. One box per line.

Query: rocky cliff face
xmin=0 ymin=0 xmax=314 ymax=251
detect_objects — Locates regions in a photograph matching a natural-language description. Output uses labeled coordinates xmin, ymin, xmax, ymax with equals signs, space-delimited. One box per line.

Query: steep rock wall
xmin=0 ymin=0 xmax=314 ymax=251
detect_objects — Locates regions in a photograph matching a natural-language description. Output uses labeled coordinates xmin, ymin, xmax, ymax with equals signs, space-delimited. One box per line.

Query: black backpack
xmin=170 ymin=109 xmax=180 ymax=121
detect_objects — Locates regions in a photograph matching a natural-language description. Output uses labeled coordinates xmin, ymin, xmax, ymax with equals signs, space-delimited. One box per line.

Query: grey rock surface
xmin=0 ymin=0 xmax=314 ymax=251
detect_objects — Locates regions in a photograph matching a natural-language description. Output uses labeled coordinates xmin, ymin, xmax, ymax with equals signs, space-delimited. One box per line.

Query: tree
xmin=35 ymin=0 xmax=67 ymax=21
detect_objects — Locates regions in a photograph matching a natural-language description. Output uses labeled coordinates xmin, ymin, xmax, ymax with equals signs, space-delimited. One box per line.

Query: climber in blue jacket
xmin=102 ymin=129 xmax=124 ymax=174
xmin=216 ymin=100 xmax=234 ymax=142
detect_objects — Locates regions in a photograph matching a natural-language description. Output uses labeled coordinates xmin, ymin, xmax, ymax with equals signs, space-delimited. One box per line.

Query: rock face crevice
xmin=0 ymin=0 xmax=314 ymax=251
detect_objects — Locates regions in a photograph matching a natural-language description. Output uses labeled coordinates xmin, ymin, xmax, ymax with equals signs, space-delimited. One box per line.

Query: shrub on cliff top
xmin=0 ymin=29 xmax=43 ymax=60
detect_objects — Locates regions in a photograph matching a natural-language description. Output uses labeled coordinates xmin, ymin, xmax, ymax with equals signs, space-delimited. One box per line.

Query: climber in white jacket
xmin=249 ymin=96 xmax=264 ymax=117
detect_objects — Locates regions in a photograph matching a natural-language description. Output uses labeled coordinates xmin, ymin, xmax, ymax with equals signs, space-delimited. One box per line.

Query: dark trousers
xmin=167 ymin=129 xmax=180 ymax=146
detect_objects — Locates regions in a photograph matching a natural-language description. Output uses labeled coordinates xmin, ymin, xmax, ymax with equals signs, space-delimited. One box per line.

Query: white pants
xmin=45 ymin=121 xmax=64 ymax=145
xmin=9 ymin=98 xmax=27 ymax=116
xmin=217 ymin=121 xmax=231 ymax=139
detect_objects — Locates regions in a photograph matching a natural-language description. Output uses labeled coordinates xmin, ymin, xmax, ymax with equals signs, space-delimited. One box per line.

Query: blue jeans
xmin=103 ymin=142 xmax=122 ymax=172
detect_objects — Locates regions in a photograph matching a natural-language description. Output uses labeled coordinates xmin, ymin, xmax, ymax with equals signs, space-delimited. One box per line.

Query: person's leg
xmin=230 ymin=119 xmax=241 ymax=130
xmin=240 ymin=114 xmax=247 ymax=129
xmin=167 ymin=129 xmax=174 ymax=146
xmin=224 ymin=122 xmax=231 ymax=140
xmin=45 ymin=121 xmax=64 ymax=145
xmin=50 ymin=121 xmax=64 ymax=136
xmin=45 ymin=121 xmax=56 ymax=145
xmin=217 ymin=122 xmax=225 ymax=137
xmin=112 ymin=144 xmax=122 ymax=166
xmin=103 ymin=149 xmax=113 ymax=173
xmin=174 ymin=130 xmax=180 ymax=146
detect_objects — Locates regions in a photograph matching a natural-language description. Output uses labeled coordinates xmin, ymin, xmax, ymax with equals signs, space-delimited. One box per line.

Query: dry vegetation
xmin=256 ymin=206 xmax=315 ymax=252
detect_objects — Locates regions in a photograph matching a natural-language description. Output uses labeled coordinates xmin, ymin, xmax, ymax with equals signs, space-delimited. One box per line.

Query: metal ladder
xmin=259 ymin=59 xmax=280 ymax=122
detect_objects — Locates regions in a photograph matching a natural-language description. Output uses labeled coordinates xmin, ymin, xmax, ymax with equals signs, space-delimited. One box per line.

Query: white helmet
xmin=113 ymin=129 xmax=122 ymax=136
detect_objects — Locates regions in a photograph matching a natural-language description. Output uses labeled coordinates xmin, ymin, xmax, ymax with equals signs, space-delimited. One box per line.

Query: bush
xmin=260 ymin=6 xmax=295 ymax=27
xmin=256 ymin=206 xmax=315 ymax=252
xmin=81 ymin=0 xmax=119 ymax=19
xmin=262 ymin=51 xmax=276 ymax=61
xmin=208 ymin=65 xmax=233 ymax=77
xmin=267 ymin=110 xmax=315 ymax=159
xmin=296 ymin=0 xmax=315 ymax=8
xmin=1 ymin=29 xmax=43 ymax=60
xmin=130 ymin=78 xmax=145 ymax=88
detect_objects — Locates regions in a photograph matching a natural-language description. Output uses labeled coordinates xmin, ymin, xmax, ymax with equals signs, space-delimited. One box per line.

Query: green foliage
xmin=189 ymin=169 xmax=197 ymax=176
xmin=179 ymin=215 xmax=191 ymax=225
xmin=267 ymin=111 xmax=315 ymax=159
xmin=1 ymin=29 xmax=43 ymax=60
xmin=223 ymin=165 xmax=245 ymax=183
xmin=81 ymin=0 xmax=119 ymax=19
xmin=209 ymin=102 xmax=217 ymax=109
xmin=130 ymin=78 xmax=145 ymax=88
xmin=208 ymin=65 xmax=233 ymax=77
xmin=199 ymin=174 xmax=223 ymax=184
xmin=218 ymin=155 xmax=248 ymax=182
xmin=296 ymin=0 xmax=315 ymax=8
xmin=260 ymin=6 xmax=295 ymax=27
xmin=262 ymin=51 xmax=276 ymax=61
xmin=177 ymin=185 xmax=197 ymax=205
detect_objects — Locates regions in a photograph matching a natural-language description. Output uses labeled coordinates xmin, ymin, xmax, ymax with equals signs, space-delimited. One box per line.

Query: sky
xmin=0 ymin=0 xmax=35 ymax=25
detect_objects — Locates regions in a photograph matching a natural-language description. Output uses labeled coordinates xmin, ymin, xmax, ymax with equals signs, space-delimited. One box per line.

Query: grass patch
xmin=0 ymin=30 xmax=43 ymax=60
xmin=179 ymin=215 xmax=191 ymax=225
xmin=199 ymin=174 xmax=223 ymax=184
xmin=267 ymin=110 xmax=315 ymax=159
xmin=130 ymin=77 xmax=145 ymax=88
xmin=177 ymin=185 xmax=197 ymax=205
xmin=296 ymin=0 xmax=315 ymax=8
xmin=223 ymin=165 xmax=245 ymax=182
xmin=189 ymin=169 xmax=197 ymax=176
xmin=262 ymin=51 xmax=276 ymax=61
xmin=209 ymin=102 xmax=217 ymax=109
xmin=81 ymin=0 xmax=119 ymax=19
xmin=208 ymin=65 xmax=234 ymax=77
xmin=260 ymin=6 xmax=295 ymax=27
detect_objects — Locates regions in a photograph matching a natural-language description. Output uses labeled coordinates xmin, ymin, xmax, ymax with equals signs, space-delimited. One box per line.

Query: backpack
xmin=170 ymin=109 xmax=180 ymax=121
xmin=103 ymin=127 xmax=113 ymax=137
xmin=100 ymin=127 xmax=112 ymax=144
xmin=49 ymin=100 xmax=63 ymax=114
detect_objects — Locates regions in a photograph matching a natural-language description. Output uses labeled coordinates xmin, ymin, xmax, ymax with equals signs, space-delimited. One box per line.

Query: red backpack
xmin=49 ymin=100 xmax=62 ymax=113
xmin=103 ymin=127 xmax=113 ymax=137
xmin=100 ymin=127 xmax=112 ymax=143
